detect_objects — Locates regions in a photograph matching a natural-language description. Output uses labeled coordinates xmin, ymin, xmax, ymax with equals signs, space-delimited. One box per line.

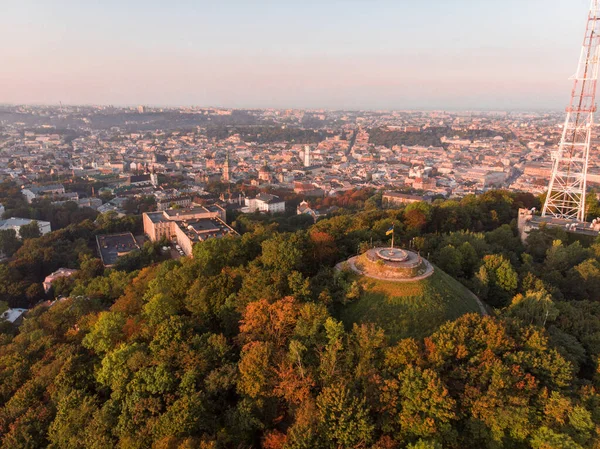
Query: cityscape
xmin=0 ymin=105 xmax=586 ymax=202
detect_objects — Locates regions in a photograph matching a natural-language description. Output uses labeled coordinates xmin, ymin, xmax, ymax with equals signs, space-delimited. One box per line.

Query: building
xmin=143 ymin=205 xmax=226 ymax=242
xmin=76 ymin=197 xmax=103 ymax=210
xmin=128 ymin=173 xmax=158 ymax=187
xmin=222 ymin=152 xmax=231 ymax=182
xmin=96 ymin=233 xmax=140 ymax=267
xmin=143 ymin=206 xmax=235 ymax=256
xmin=294 ymin=182 xmax=325 ymax=198
xmin=1 ymin=308 xmax=27 ymax=326
xmin=173 ymin=217 xmax=237 ymax=256
xmin=43 ymin=268 xmax=78 ymax=293
xmin=304 ymin=145 xmax=311 ymax=167
xmin=0 ymin=203 xmax=4 ymax=217
xmin=244 ymin=193 xmax=286 ymax=214
xmin=258 ymin=164 xmax=273 ymax=183
xmin=383 ymin=192 xmax=430 ymax=206
xmin=0 ymin=217 xmax=51 ymax=237
xmin=156 ymin=196 xmax=192 ymax=211
xmin=22 ymin=184 xmax=66 ymax=203
xmin=297 ymin=201 xmax=320 ymax=223
xmin=517 ymin=208 xmax=600 ymax=242
xmin=523 ymin=163 xmax=552 ymax=178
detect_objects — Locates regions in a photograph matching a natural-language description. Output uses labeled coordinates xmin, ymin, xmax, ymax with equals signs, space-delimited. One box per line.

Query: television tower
xmin=542 ymin=0 xmax=600 ymax=222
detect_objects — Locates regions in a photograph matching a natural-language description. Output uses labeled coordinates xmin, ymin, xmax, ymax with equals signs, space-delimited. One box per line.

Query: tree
xmin=476 ymin=254 xmax=518 ymax=307
xmin=380 ymin=365 xmax=456 ymax=440
xmin=82 ymin=311 xmax=126 ymax=354
xmin=316 ymin=384 xmax=374 ymax=448
xmin=434 ymin=245 xmax=463 ymax=278
xmin=261 ymin=233 xmax=305 ymax=274
xmin=505 ymin=290 xmax=559 ymax=327
xmin=47 ymin=390 xmax=99 ymax=449
xmin=0 ymin=229 xmax=21 ymax=257
xmin=19 ymin=220 xmax=42 ymax=240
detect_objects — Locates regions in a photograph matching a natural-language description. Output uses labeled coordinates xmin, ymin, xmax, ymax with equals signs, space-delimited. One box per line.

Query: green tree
xmin=0 ymin=229 xmax=21 ymax=257
xmin=19 ymin=220 xmax=41 ymax=240
xmin=477 ymin=254 xmax=518 ymax=307
xmin=316 ymin=384 xmax=374 ymax=448
xmin=82 ymin=311 xmax=126 ymax=354
xmin=435 ymin=245 xmax=463 ymax=278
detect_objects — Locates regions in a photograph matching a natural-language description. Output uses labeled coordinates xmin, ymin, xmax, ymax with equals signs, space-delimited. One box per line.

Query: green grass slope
xmin=339 ymin=267 xmax=482 ymax=342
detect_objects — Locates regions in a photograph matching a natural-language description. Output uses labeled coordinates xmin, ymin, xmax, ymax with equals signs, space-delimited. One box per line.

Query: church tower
xmin=222 ymin=152 xmax=231 ymax=183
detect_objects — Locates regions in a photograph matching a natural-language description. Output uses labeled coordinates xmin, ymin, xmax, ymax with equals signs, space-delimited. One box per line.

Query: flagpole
xmin=391 ymin=226 xmax=394 ymax=249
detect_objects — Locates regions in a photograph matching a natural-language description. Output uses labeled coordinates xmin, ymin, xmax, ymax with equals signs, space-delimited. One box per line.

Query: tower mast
xmin=543 ymin=0 xmax=600 ymax=221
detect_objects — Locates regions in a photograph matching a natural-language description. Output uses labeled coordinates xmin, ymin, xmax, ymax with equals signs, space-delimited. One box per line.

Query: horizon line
xmin=0 ymin=102 xmax=567 ymax=115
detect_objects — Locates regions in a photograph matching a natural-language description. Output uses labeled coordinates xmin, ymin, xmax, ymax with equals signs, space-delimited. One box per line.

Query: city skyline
xmin=0 ymin=0 xmax=593 ymax=110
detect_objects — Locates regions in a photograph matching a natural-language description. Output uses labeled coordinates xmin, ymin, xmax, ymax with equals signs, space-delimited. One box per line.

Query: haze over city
xmin=0 ymin=0 xmax=593 ymax=110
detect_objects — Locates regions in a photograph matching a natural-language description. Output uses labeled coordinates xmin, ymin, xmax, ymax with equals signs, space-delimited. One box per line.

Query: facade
xmin=258 ymin=164 xmax=273 ymax=183
xmin=383 ymin=192 xmax=429 ymax=206
xmin=156 ymin=196 xmax=192 ymax=211
xmin=128 ymin=173 xmax=158 ymax=187
xmin=517 ymin=208 xmax=600 ymax=242
xmin=297 ymin=201 xmax=320 ymax=223
xmin=0 ymin=217 xmax=51 ymax=237
xmin=173 ymin=218 xmax=236 ymax=256
xmin=244 ymin=193 xmax=286 ymax=213
xmin=222 ymin=152 xmax=231 ymax=182
xmin=22 ymin=184 xmax=66 ymax=203
xmin=43 ymin=268 xmax=78 ymax=293
xmin=304 ymin=145 xmax=311 ymax=167
xmin=143 ymin=205 xmax=233 ymax=256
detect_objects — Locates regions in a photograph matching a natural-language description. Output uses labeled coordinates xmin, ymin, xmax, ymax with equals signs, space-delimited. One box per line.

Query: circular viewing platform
xmin=376 ymin=248 xmax=409 ymax=263
xmin=337 ymin=247 xmax=434 ymax=282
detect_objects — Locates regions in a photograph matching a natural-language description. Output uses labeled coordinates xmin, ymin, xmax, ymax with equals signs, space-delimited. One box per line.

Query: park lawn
xmin=340 ymin=267 xmax=482 ymax=342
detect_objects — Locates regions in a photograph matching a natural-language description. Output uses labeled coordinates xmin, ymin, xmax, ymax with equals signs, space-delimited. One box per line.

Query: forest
xmin=205 ymin=126 xmax=336 ymax=145
xmin=3 ymin=189 xmax=600 ymax=448
xmin=368 ymin=127 xmax=516 ymax=149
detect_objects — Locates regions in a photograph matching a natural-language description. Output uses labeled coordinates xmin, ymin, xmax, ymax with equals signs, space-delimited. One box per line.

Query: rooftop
xmin=177 ymin=218 xmax=236 ymax=243
xmin=96 ymin=233 xmax=139 ymax=266
xmin=255 ymin=193 xmax=284 ymax=204
xmin=0 ymin=217 xmax=50 ymax=228
xmin=1 ymin=308 xmax=27 ymax=324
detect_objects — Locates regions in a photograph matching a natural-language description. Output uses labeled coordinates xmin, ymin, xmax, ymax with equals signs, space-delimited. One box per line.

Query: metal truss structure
xmin=543 ymin=0 xmax=600 ymax=221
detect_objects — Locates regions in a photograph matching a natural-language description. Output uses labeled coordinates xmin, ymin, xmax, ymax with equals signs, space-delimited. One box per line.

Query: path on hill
xmin=468 ymin=290 xmax=489 ymax=316
xmin=336 ymin=257 xmax=489 ymax=316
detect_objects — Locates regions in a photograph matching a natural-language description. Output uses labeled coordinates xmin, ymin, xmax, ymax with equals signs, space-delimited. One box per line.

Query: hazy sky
xmin=0 ymin=0 xmax=593 ymax=110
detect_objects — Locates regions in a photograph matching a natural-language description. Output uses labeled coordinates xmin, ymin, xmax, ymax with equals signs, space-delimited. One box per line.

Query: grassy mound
xmin=339 ymin=267 xmax=483 ymax=342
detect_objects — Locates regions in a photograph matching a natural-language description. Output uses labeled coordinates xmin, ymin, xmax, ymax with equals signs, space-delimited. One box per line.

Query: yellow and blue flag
xmin=386 ymin=225 xmax=394 ymax=236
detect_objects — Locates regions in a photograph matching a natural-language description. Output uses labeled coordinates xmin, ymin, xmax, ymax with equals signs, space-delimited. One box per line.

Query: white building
xmin=1 ymin=308 xmax=27 ymax=326
xmin=244 ymin=193 xmax=286 ymax=214
xmin=0 ymin=218 xmax=51 ymax=237
xmin=0 ymin=204 xmax=4 ymax=217
xmin=304 ymin=145 xmax=311 ymax=167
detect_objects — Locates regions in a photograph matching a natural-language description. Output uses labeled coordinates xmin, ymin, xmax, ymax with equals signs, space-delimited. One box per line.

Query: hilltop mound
xmin=339 ymin=267 xmax=484 ymax=342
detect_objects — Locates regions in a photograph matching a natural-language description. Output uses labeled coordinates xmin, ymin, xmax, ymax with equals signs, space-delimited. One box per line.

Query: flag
xmin=386 ymin=226 xmax=394 ymax=236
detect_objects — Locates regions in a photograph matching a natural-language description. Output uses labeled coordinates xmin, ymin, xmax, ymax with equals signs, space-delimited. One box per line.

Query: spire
xmin=222 ymin=151 xmax=231 ymax=183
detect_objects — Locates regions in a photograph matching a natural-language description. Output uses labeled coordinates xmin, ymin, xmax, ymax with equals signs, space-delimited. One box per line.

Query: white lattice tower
xmin=542 ymin=0 xmax=600 ymax=221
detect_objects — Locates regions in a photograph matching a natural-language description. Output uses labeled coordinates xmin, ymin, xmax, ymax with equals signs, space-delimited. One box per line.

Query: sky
xmin=0 ymin=0 xmax=593 ymax=110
